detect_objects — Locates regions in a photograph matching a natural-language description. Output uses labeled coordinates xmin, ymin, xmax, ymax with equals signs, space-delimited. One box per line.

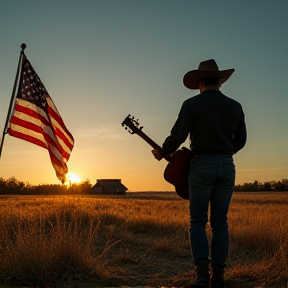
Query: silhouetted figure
xmin=152 ymin=59 xmax=247 ymax=288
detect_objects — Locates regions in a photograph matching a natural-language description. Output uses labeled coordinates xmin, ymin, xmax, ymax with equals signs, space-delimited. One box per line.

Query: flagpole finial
xmin=21 ymin=43 xmax=26 ymax=51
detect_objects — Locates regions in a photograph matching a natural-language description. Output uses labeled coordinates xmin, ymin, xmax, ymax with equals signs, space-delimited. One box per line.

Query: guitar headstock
xmin=121 ymin=114 xmax=143 ymax=134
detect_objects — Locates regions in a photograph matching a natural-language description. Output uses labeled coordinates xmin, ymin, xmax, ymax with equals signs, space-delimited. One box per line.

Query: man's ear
xmin=199 ymin=81 xmax=204 ymax=92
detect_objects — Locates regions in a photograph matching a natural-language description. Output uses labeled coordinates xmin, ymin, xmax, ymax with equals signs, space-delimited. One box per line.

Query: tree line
xmin=234 ymin=180 xmax=288 ymax=192
xmin=0 ymin=177 xmax=92 ymax=195
xmin=0 ymin=177 xmax=287 ymax=195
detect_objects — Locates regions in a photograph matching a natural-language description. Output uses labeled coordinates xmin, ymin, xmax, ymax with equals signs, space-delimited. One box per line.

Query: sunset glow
xmin=67 ymin=173 xmax=81 ymax=184
xmin=0 ymin=2 xmax=287 ymax=190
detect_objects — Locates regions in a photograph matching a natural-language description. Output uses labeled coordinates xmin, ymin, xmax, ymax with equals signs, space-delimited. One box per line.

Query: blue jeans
xmin=188 ymin=155 xmax=235 ymax=266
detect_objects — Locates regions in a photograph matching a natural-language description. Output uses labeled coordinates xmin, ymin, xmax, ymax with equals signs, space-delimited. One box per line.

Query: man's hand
xmin=152 ymin=149 xmax=164 ymax=161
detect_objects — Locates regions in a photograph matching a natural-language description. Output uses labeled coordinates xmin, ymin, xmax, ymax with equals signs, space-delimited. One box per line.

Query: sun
xmin=67 ymin=172 xmax=81 ymax=184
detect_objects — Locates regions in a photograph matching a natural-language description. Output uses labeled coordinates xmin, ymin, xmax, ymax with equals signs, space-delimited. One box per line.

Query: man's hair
xmin=200 ymin=78 xmax=221 ymax=86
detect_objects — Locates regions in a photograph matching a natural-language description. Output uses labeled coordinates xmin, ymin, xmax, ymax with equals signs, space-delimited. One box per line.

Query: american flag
xmin=7 ymin=55 xmax=74 ymax=182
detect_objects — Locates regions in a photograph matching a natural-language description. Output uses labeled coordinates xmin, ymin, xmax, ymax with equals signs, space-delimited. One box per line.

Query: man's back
xmin=162 ymin=90 xmax=246 ymax=156
xmin=184 ymin=90 xmax=246 ymax=155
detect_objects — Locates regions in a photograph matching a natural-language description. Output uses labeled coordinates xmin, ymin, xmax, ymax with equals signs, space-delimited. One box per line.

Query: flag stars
xmin=17 ymin=58 xmax=49 ymax=110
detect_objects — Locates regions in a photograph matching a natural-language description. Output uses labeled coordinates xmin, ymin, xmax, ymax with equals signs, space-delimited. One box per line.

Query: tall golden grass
xmin=0 ymin=192 xmax=287 ymax=287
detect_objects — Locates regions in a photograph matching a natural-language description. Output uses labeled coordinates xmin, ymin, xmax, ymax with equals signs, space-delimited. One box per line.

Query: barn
xmin=91 ymin=179 xmax=128 ymax=195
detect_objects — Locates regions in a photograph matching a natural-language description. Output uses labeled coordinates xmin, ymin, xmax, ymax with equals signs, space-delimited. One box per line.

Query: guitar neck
xmin=136 ymin=130 xmax=172 ymax=162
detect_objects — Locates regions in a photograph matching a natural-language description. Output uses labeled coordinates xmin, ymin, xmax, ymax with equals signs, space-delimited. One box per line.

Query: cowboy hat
xmin=183 ymin=59 xmax=235 ymax=90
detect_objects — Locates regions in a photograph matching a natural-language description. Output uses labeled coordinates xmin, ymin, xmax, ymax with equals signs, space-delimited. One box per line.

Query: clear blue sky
xmin=0 ymin=0 xmax=287 ymax=190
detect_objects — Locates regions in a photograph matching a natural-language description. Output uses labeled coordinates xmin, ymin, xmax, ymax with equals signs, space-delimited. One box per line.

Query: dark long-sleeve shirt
xmin=162 ymin=90 xmax=247 ymax=155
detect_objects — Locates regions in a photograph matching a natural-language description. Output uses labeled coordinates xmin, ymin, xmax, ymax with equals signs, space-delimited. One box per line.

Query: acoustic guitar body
xmin=163 ymin=147 xmax=192 ymax=200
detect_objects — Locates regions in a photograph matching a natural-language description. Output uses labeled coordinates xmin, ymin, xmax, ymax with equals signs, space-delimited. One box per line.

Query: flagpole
xmin=0 ymin=43 xmax=26 ymax=160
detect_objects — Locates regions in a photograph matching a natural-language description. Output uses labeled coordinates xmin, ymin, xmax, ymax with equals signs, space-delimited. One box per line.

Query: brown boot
xmin=190 ymin=263 xmax=211 ymax=287
xmin=211 ymin=266 xmax=225 ymax=288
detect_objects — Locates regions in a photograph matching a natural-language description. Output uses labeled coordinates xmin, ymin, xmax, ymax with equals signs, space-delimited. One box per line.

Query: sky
xmin=0 ymin=0 xmax=287 ymax=191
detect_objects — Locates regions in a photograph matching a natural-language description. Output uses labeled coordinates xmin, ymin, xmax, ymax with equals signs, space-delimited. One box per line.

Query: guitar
xmin=121 ymin=114 xmax=191 ymax=200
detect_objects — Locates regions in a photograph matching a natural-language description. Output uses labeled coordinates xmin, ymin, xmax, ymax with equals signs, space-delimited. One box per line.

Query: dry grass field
xmin=0 ymin=192 xmax=287 ymax=288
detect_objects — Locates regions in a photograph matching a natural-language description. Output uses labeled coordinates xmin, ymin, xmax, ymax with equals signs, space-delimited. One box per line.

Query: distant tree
xmin=67 ymin=179 xmax=92 ymax=195
xmin=0 ymin=177 xmax=6 ymax=193
xmin=0 ymin=177 xmax=30 ymax=194
xmin=273 ymin=181 xmax=286 ymax=191
xmin=262 ymin=182 xmax=272 ymax=191
xmin=32 ymin=184 xmax=67 ymax=195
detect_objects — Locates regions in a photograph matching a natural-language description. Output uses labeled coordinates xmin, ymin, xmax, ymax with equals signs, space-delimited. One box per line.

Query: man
xmin=152 ymin=59 xmax=247 ymax=288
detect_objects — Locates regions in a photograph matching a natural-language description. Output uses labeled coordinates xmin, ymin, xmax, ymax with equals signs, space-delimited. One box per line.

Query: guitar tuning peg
xmin=125 ymin=127 xmax=127 ymax=130
xmin=140 ymin=126 xmax=143 ymax=130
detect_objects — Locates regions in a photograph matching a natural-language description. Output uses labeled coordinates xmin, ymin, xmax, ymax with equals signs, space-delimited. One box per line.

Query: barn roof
xmin=92 ymin=179 xmax=128 ymax=194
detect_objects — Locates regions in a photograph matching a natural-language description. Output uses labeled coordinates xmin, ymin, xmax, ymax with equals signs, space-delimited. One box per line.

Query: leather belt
xmin=193 ymin=154 xmax=232 ymax=158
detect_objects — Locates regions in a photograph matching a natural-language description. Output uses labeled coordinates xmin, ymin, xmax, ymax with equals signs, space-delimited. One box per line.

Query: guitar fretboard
xmin=136 ymin=130 xmax=172 ymax=162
